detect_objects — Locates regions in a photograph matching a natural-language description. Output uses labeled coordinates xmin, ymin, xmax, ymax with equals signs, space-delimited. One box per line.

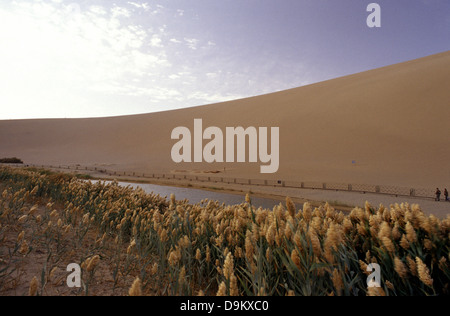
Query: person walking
xmin=435 ymin=188 xmax=441 ymax=201
xmin=445 ymin=188 xmax=449 ymax=202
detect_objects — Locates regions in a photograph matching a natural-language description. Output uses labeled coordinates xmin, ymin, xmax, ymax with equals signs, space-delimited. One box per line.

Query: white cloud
xmin=150 ymin=34 xmax=163 ymax=47
xmin=111 ymin=6 xmax=131 ymax=18
xmin=184 ymin=38 xmax=199 ymax=50
xmin=0 ymin=1 xmax=177 ymax=118
xmin=0 ymin=1 xmax=312 ymax=119
xmin=127 ymin=1 xmax=151 ymax=12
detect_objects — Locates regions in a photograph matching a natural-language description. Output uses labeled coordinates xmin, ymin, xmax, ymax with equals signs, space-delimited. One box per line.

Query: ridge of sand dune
xmin=1 ymin=51 xmax=449 ymax=189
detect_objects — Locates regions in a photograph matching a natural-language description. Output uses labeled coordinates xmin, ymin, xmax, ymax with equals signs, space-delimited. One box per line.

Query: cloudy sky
xmin=0 ymin=0 xmax=449 ymax=119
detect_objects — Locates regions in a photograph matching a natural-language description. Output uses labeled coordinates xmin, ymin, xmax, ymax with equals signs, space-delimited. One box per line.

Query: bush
xmin=0 ymin=157 xmax=23 ymax=164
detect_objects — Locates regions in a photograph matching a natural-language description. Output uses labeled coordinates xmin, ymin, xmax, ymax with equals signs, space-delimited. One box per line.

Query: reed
xmin=0 ymin=166 xmax=448 ymax=296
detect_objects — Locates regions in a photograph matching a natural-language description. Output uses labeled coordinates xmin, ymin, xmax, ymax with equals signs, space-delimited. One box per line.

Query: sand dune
xmin=1 ymin=51 xmax=450 ymax=189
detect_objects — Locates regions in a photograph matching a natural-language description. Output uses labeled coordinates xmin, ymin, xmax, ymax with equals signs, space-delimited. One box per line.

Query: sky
xmin=0 ymin=0 xmax=449 ymax=119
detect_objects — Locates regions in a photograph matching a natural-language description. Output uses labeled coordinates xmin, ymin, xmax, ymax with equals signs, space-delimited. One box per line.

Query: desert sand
xmin=1 ymin=51 xmax=450 ymax=190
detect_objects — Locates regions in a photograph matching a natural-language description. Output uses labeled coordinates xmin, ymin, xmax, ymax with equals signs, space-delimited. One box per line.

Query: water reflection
xmin=93 ymin=180 xmax=283 ymax=210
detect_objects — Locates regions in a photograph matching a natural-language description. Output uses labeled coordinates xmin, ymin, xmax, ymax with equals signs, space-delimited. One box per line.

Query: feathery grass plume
xmin=394 ymin=257 xmax=408 ymax=279
xmin=206 ymin=245 xmax=211 ymax=263
xmin=151 ymin=263 xmax=158 ymax=276
xmin=265 ymin=248 xmax=273 ymax=264
xmin=287 ymin=290 xmax=295 ymax=296
xmin=367 ymin=286 xmax=386 ymax=296
xmin=331 ymin=269 xmax=344 ymax=296
xmin=18 ymin=215 xmax=28 ymax=224
xmin=129 ymin=277 xmax=142 ymax=296
xmin=49 ymin=267 xmax=58 ymax=280
xmin=324 ymin=223 xmax=342 ymax=263
xmin=406 ymin=256 xmax=417 ymax=277
xmin=233 ymin=247 xmax=243 ymax=259
xmin=230 ymin=274 xmax=239 ymax=296
xmin=87 ymin=255 xmax=100 ymax=272
xmin=359 ymin=260 xmax=370 ymax=276
xmin=82 ymin=213 xmax=90 ymax=226
xmin=291 ymin=249 xmax=301 ymax=270
xmin=195 ymin=248 xmax=202 ymax=261
xmin=400 ymin=234 xmax=410 ymax=250
xmin=265 ymin=223 xmax=276 ymax=246
xmin=385 ymin=280 xmax=395 ymax=291
xmin=168 ymin=248 xmax=181 ymax=266
xmin=382 ymin=206 xmax=390 ymax=221
xmin=416 ymin=257 xmax=433 ymax=288
xmin=29 ymin=276 xmax=38 ymax=296
xmin=286 ymin=197 xmax=296 ymax=218
xmin=343 ymin=218 xmax=353 ymax=234
xmin=245 ymin=193 xmax=251 ymax=204
xmin=392 ymin=223 xmax=401 ymax=240
xmin=223 ymin=253 xmax=234 ymax=280
xmin=285 ymin=224 xmax=293 ymax=241
xmin=378 ymin=221 xmax=391 ymax=240
xmin=217 ymin=282 xmax=227 ymax=296
xmin=63 ymin=224 xmax=71 ymax=234
xmin=381 ymin=237 xmax=396 ymax=254
xmin=19 ymin=240 xmax=29 ymax=255
xmin=251 ymin=222 xmax=260 ymax=243
xmin=357 ymin=223 xmax=367 ymax=236
xmin=423 ymin=239 xmax=433 ymax=251
xmin=405 ymin=221 xmax=417 ymax=243
xmin=28 ymin=205 xmax=38 ymax=216
xmin=197 ymin=290 xmax=205 ymax=296
xmin=302 ymin=202 xmax=312 ymax=223
xmin=311 ymin=217 xmax=322 ymax=234
xmin=179 ymin=266 xmax=186 ymax=286
xmin=17 ymin=231 xmax=25 ymax=243
xmin=308 ymin=228 xmax=322 ymax=257
xmin=293 ymin=229 xmax=302 ymax=249
xmin=160 ymin=229 xmax=169 ymax=243
xmin=127 ymin=239 xmax=136 ymax=254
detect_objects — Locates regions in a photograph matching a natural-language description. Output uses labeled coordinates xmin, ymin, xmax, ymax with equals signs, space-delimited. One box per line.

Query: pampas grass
xmin=0 ymin=166 xmax=449 ymax=296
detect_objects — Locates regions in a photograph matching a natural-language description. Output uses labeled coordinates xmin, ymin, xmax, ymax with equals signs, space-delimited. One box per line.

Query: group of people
xmin=435 ymin=188 xmax=449 ymax=202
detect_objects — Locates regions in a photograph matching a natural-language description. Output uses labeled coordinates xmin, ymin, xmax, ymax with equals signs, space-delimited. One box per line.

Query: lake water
xmin=93 ymin=180 xmax=283 ymax=210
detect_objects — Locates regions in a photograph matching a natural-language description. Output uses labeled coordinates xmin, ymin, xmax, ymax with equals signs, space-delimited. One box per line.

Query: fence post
xmin=323 ymin=183 xmax=327 ymax=190
xmin=348 ymin=184 xmax=352 ymax=191
xmin=410 ymin=189 xmax=415 ymax=197
xmin=376 ymin=186 xmax=380 ymax=193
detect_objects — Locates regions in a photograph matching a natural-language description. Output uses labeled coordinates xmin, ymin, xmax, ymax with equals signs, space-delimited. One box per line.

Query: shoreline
xmin=3 ymin=164 xmax=449 ymax=218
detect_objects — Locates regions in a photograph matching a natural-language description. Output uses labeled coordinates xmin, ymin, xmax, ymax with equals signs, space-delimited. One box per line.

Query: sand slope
xmin=1 ymin=51 xmax=450 ymax=189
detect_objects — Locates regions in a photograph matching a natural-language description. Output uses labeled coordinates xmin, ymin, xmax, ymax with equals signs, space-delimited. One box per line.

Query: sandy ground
xmin=1 ymin=51 xmax=449 ymax=191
